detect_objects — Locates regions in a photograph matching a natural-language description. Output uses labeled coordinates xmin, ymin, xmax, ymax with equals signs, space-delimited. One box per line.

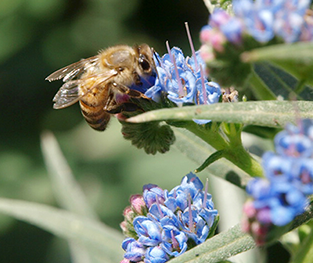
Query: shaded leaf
xmin=253 ymin=63 xmax=313 ymax=100
xmin=242 ymin=42 xmax=313 ymax=86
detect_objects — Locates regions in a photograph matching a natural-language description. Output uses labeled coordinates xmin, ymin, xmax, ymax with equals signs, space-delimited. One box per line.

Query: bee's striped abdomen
xmin=79 ymin=99 xmax=111 ymax=131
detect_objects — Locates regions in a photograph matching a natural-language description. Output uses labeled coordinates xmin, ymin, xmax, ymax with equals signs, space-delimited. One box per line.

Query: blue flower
xmin=145 ymin=46 xmax=221 ymax=114
xmin=220 ymin=17 xmax=244 ymax=44
xmin=243 ymin=119 xmax=313 ymax=245
xmin=181 ymin=207 xmax=210 ymax=244
xmin=145 ymin=246 xmax=169 ymax=263
xmin=262 ymin=152 xmax=294 ymax=182
xmin=203 ymin=0 xmax=313 ymax=49
xmin=161 ymin=227 xmax=188 ymax=257
xmin=164 ymin=172 xmax=204 ymax=211
xmin=274 ymin=126 xmax=313 ymax=158
xmin=246 ymin=178 xmax=307 ymax=226
xmin=122 ymin=238 xmax=146 ymax=262
xmin=292 ymin=159 xmax=313 ymax=195
xmin=143 ymin=184 xmax=165 ymax=209
xmin=133 ymin=216 xmax=163 ymax=246
xmin=121 ymin=173 xmax=219 ymax=262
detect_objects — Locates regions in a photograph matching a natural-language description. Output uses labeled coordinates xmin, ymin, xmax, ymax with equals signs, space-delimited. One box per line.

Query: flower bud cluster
xmin=243 ymin=119 xmax=313 ymax=245
xmin=120 ymin=173 xmax=219 ymax=263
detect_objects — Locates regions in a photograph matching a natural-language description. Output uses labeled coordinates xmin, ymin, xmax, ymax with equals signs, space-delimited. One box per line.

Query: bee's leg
xmin=112 ymin=82 xmax=149 ymax=99
xmin=104 ymin=82 xmax=149 ymax=114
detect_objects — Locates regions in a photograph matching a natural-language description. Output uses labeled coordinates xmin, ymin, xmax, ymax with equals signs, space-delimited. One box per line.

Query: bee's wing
xmin=45 ymin=55 xmax=99 ymax=82
xmin=52 ymin=80 xmax=83 ymax=109
xmin=53 ymin=69 xmax=118 ymax=109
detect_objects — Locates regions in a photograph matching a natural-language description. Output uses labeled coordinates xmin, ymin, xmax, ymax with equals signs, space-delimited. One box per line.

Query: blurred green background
xmin=0 ymin=0 xmax=209 ymax=262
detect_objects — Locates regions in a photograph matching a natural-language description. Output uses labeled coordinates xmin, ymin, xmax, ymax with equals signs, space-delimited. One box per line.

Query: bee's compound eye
xmin=139 ymin=55 xmax=151 ymax=72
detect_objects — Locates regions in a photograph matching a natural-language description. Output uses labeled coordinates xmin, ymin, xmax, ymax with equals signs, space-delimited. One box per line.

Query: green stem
xmin=185 ymin=122 xmax=263 ymax=178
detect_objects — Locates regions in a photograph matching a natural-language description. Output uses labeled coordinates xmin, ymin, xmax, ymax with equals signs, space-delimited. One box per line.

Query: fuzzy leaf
xmin=127 ymin=101 xmax=313 ymax=127
xmin=168 ymin=224 xmax=255 ymax=263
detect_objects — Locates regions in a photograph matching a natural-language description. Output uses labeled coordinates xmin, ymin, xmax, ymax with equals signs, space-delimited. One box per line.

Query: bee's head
xmin=135 ymin=44 xmax=156 ymax=77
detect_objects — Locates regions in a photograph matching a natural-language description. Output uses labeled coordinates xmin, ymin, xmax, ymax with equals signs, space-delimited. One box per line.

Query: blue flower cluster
xmin=144 ymin=46 xmax=221 ymax=124
xmin=243 ymin=119 xmax=313 ymax=244
xmin=201 ymin=0 xmax=312 ymax=47
xmin=120 ymin=173 xmax=218 ymax=263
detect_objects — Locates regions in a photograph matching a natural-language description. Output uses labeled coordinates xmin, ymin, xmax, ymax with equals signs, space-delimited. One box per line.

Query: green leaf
xmin=41 ymin=131 xmax=101 ymax=263
xmin=173 ymin=128 xmax=252 ymax=188
xmin=195 ymin=150 xmax=225 ymax=173
xmin=241 ymin=42 xmax=313 ymax=86
xmin=41 ymin=131 xmax=98 ymax=218
xmin=253 ymin=63 xmax=313 ymax=100
xmin=127 ymin=101 xmax=313 ymax=127
xmin=0 ymin=198 xmax=124 ymax=263
xmin=291 ymin=229 xmax=313 ymax=263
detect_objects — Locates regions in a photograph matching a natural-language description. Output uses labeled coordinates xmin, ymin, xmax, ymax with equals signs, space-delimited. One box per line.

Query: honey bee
xmin=46 ymin=44 xmax=157 ymax=131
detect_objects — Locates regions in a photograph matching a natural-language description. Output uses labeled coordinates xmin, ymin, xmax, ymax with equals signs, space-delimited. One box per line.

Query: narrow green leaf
xmin=195 ymin=150 xmax=225 ymax=173
xmin=127 ymin=101 xmax=313 ymax=127
xmin=253 ymin=63 xmax=313 ymax=100
xmin=241 ymin=42 xmax=313 ymax=85
xmin=173 ymin=128 xmax=252 ymax=188
xmin=0 ymin=198 xmax=124 ymax=263
xmin=41 ymin=131 xmax=101 ymax=263
xmin=41 ymin=131 xmax=98 ymax=218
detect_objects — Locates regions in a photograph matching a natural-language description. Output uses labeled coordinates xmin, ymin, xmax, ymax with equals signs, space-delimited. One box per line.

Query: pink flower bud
xmin=130 ymin=194 xmax=147 ymax=215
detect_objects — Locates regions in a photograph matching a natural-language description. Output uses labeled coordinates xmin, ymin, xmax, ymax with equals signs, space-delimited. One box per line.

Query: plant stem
xmin=185 ymin=122 xmax=263 ymax=177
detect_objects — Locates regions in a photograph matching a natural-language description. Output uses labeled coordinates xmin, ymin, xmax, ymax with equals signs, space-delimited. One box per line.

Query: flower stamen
xmin=185 ymin=22 xmax=199 ymax=71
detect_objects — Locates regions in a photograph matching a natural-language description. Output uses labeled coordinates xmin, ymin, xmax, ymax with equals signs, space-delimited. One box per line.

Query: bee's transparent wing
xmin=52 ymin=69 xmax=118 ymax=109
xmin=45 ymin=55 xmax=99 ymax=82
xmin=53 ymin=80 xmax=83 ymax=109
